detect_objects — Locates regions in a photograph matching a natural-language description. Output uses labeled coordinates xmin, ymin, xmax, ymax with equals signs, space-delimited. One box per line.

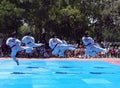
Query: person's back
xmin=82 ymin=36 xmax=94 ymax=46
xmin=6 ymin=37 xmax=21 ymax=49
xmin=49 ymin=38 xmax=63 ymax=49
xmin=22 ymin=32 xmax=35 ymax=47
xmin=49 ymin=34 xmax=63 ymax=49
xmin=22 ymin=36 xmax=35 ymax=46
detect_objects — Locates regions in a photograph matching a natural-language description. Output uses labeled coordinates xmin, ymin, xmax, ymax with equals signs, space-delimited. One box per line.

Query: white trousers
xmin=85 ymin=45 xmax=106 ymax=57
xmin=52 ymin=44 xmax=75 ymax=57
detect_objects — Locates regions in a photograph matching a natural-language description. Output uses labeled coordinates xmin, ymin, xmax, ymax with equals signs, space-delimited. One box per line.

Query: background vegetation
xmin=0 ymin=0 xmax=120 ymax=43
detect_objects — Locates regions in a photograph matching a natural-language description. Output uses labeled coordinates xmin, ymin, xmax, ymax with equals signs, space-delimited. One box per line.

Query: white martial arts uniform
xmin=49 ymin=38 xmax=75 ymax=57
xmin=22 ymin=35 xmax=49 ymax=57
xmin=22 ymin=35 xmax=44 ymax=48
xmin=6 ymin=37 xmax=31 ymax=65
xmin=82 ymin=36 xmax=106 ymax=57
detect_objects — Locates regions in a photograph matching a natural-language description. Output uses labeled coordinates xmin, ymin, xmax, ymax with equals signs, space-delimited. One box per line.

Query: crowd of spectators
xmin=101 ymin=42 xmax=120 ymax=58
xmin=0 ymin=37 xmax=120 ymax=58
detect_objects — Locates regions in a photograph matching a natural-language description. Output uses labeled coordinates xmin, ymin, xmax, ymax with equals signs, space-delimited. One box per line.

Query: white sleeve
xmin=16 ymin=39 xmax=21 ymax=46
xmin=6 ymin=38 xmax=11 ymax=46
xmin=49 ymin=39 xmax=53 ymax=49
xmin=89 ymin=37 xmax=94 ymax=44
xmin=56 ymin=38 xmax=63 ymax=44
xmin=31 ymin=36 xmax=35 ymax=43
xmin=21 ymin=36 xmax=26 ymax=43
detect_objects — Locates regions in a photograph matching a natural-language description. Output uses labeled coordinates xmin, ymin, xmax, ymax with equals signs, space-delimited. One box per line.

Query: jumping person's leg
xmin=11 ymin=51 xmax=19 ymax=65
xmin=11 ymin=47 xmax=24 ymax=65
xmin=52 ymin=47 xmax=60 ymax=57
xmin=92 ymin=45 xmax=107 ymax=54
xmin=58 ymin=45 xmax=75 ymax=58
xmin=85 ymin=47 xmax=91 ymax=58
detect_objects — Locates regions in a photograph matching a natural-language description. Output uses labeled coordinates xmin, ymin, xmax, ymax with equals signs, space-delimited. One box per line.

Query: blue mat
xmin=0 ymin=60 xmax=120 ymax=88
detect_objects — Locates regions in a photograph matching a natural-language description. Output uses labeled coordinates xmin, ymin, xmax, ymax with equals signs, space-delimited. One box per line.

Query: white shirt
xmin=22 ymin=35 xmax=44 ymax=48
xmin=6 ymin=37 xmax=21 ymax=48
xmin=22 ymin=36 xmax=35 ymax=45
xmin=49 ymin=38 xmax=63 ymax=49
xmin=82 ymin=36 xmax=94 ymax=46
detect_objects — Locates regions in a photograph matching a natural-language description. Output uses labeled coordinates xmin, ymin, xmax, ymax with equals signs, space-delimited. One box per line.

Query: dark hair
xmin=52 ymin=34 xmax=57 ymax=38
xmin=84 ymin=31 xmax=89 ymax=37
xmin=26 ymin=32 xmax=31 ymax=35
xmin=11 ymin=32 xmax=17 ymax=37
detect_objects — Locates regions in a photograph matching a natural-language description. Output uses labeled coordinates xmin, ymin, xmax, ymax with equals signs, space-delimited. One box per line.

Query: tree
xmin=0 ymin=0 xmax=24 ymax=34
xmin=100 ymin=0 xmax=120 ymax=42
xmin=0 ymin=0 xmax=119 ymax=42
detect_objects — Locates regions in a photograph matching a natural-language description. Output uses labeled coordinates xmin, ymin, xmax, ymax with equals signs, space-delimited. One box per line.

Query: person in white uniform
xmin=22 ymin=32 xmax=49 ymax=57
xmin=49 ymin=34 xmax=75 ymax=57
xmin=6 ymin=33 xmax=31 ymax=65
xmin=22 ymin=32 xmax=44 ymax=48
xmin=82 ymin=32 xmax=107 ymax=58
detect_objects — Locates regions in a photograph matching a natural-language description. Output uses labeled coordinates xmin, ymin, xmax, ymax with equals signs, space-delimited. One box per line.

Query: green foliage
xmin=0 ymin=0 xmax=119 ymax=42
xmin=0 ymin=0 xmax=24 ymax=34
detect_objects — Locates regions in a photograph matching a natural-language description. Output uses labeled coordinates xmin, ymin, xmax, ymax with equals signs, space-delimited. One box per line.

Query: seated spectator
xmin=1 ymin=39 xmax=10 ymax=57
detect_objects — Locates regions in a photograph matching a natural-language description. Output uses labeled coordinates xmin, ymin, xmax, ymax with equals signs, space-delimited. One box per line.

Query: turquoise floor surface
xmin=0 ymin=60 xmax=120 ymax=88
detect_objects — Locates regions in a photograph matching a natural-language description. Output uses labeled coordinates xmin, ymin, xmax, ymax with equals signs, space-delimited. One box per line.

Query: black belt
xmin=11 ymin=45 xmax=16 ymax=48
xmin=52 ymin=43 xmax=60 ymax=51
xmin=27 ymin=42 xmax=31 ymax=44
xmin=85 ymin=43 xmax=91 ymax=46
